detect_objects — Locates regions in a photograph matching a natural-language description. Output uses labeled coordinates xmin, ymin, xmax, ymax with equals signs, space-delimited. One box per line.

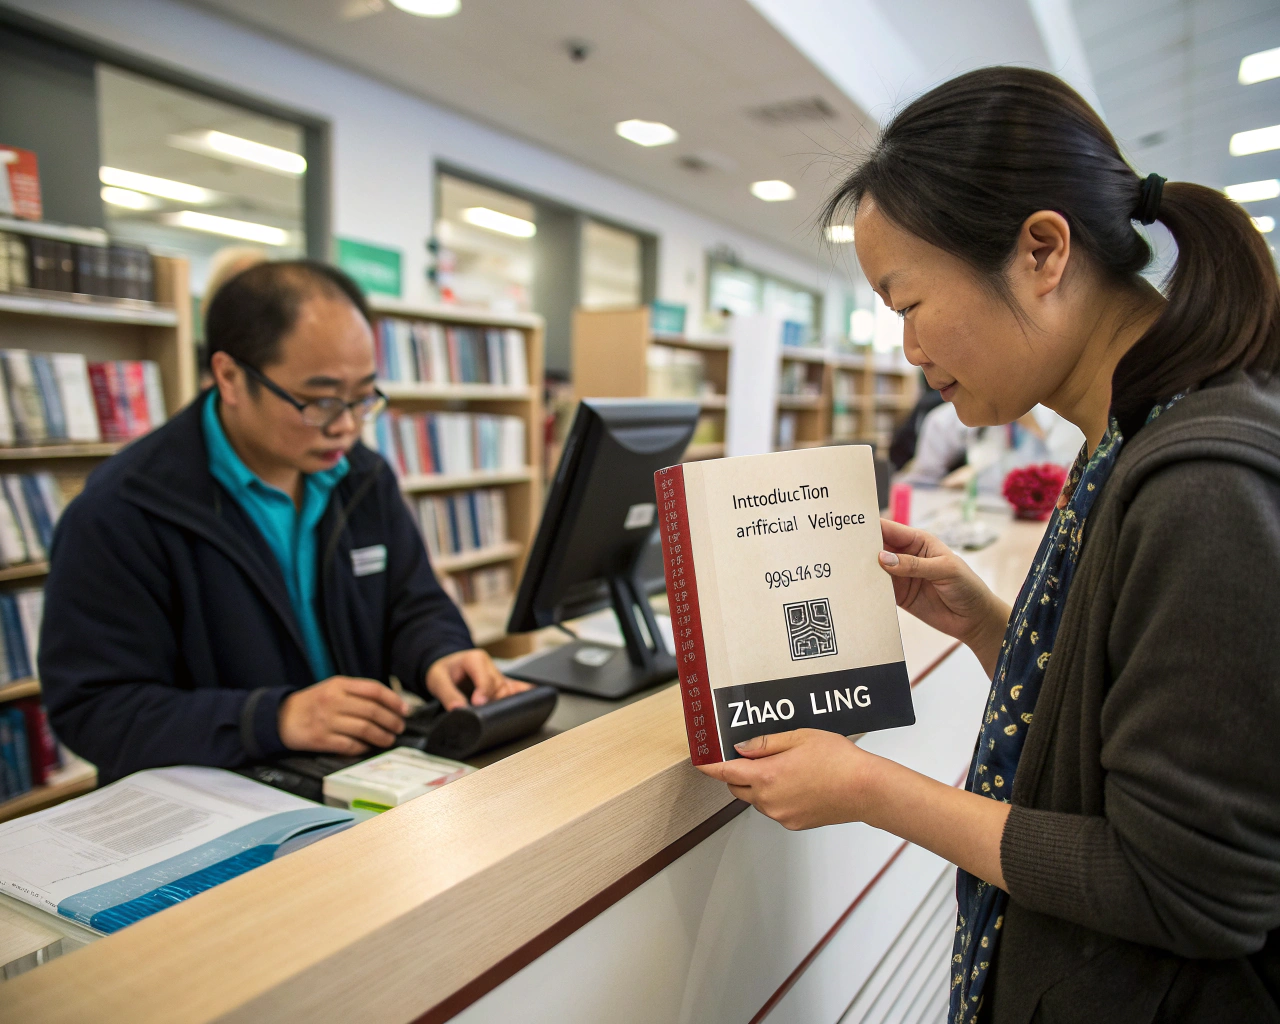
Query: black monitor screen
xmin=507 ymin=398 xmax=699 ymax=632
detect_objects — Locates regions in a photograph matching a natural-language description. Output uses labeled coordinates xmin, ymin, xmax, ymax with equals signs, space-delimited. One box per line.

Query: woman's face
xmin=853 ymin=199 xmax=1079 ymax=427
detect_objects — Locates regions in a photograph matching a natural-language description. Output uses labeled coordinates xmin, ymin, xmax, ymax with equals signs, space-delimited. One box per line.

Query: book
xmin=2 ymin=351 xmax=48 ymax=445
xmin=2 ymin=476 xmax=43 ymax=562
xmin=0 ymin=146 xmax=42 ymax=221
xmin=655 ymin=445 xmax=913 ymax=764
xmin=0 ymin=232 xmax=30 ymax=294
xmin=30 ymin=354 xmax=66 ymax=441
xmin=0 ymin=592 xmax=32 ymax=679
xmin=321 ymin=748 xmax=471 ymax=811
xmin=0 ymin=766 xmax=362 ymax=933
xmin=51 ymin=353 xmax=102 ymax=443
xmin=15 ymin=698 xmax=59 ymax=786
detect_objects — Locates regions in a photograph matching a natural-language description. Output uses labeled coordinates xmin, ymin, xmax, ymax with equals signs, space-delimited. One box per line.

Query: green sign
xmin=336 ymin=237 xmax=402 ymax=297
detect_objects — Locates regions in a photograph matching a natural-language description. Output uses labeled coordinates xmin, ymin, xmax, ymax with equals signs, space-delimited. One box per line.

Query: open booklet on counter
xmin=0 ymin=766 xmax=365 ymax=935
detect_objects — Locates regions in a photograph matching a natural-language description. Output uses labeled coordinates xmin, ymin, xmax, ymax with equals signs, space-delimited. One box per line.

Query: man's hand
xmin=426 ymin=648 xmax=531 ymax=711
xmin=278 ymin=676 xmax=409 ymax=756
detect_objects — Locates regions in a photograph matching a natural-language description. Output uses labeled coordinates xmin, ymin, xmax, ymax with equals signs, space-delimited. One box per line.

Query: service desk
xmin=0 ymin=500 xmax=1044 ymax=1023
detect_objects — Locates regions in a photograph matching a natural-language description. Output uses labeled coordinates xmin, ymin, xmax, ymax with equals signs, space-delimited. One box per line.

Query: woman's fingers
xmin=879 ymin=548 xmax=956 ymax=580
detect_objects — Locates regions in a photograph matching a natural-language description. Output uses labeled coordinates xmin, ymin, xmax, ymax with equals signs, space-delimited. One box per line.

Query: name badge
xmin=351 ymin=544 xmax=387 ymax=577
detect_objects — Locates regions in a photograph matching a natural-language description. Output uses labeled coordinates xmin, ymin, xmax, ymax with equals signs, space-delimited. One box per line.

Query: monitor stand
xmin=508 ymin=574 xmax=678 ymax=700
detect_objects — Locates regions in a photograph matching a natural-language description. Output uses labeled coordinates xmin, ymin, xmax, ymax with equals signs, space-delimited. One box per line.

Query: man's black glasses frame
xmin=233 ymin=357 xmax=387 ymax=429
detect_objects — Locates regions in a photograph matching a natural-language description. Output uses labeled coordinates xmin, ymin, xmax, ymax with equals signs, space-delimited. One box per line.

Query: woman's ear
xmin=1012 ymin=210 xmax=1071 ymax=298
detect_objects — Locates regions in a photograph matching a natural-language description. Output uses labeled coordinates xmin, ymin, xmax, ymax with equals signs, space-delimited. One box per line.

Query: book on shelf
xmin=647 ymin=345 xmax=707 ymax=399
xmin=439 ymin=564 xmax=513 ymax=607
xmin=371 ymin=410 xmax=525 ymax=478
xmin=0 ymin=696 xmax=61 ymax=802
xmin=0 ymin=231 xmax=29 ymax=293
xmin=0 ymin=766 xmax=362 ymax=932
xmin=0 ymin=145 xmax=42 ymax=222
xmin=655 ymin=445 xmax=913 ymax=765
xmin=375 ymin=318 xmax=528 ymax=388
xmin=415 ymin=487 xmax=508 ymax=562
xmin=0 ymin=586 xmax=43 ymax=683
xmin=0 ymin=349 xmax=114 ymax=446
xmin=0 ymin=472 xmax=64 ymax=566
xmin=87 ymin=359 xmax=167 ymax=442
xmin=0 ymin=228 xmax=154 ymax=303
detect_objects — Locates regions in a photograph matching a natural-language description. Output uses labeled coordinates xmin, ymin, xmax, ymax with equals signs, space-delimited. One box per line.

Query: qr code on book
xmin=784 ymin=598 xmax=837 ymax=661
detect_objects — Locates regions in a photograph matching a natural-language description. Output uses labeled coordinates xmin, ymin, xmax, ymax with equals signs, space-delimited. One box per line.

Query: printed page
xmin=0 ymin=767 xmax=313 ymax=915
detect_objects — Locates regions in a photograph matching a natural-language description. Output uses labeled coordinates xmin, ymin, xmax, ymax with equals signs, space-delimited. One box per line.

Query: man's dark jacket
xmin=39 ymin=390 xmax=473 ymax=784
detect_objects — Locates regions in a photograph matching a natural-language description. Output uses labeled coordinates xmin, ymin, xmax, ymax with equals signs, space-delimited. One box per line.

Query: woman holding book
xmin=699 ymin=67 xmax=1280 ymax=1022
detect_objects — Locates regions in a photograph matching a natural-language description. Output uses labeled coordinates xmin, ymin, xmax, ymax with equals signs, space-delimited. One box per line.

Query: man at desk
xmin=39 ymin=260 xmax=527 ymax=784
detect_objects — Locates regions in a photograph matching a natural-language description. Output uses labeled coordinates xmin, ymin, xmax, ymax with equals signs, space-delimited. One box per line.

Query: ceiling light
xmin=1239 ymin=47 xmax=1280 ymax=85
xmin=389 ymin=0 xmax=460 ymax=16
xmin=1254 ymin=215 xmax=1276 ymax=234
xmin=460 ymin=207 xmax=536 ymax=238
xmin=171 ymin=131 xmax=306 ymax=176
xmin=1229 ymin=124 xmax=1280 ymax=156
xmin=1225 ymin=179 xmax=1280 ymax=203
xmin=100 ymin=186 xmax=161 ymax=211
xmin=825 ymin=224 xmax=855 ymax=243
xmin=615 ymin=120 xmax=678 ymax=147
xmin=750 ymin=180 xmax=796 ymax=202
xmin=99 ymin=166 xmax=214 ymax=204
xmin=166 ymin=210 xmax=289 ymax=246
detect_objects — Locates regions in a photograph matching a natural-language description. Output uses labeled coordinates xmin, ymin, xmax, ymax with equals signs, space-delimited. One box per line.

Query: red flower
xmin=1002 ymin=463 xmax=1068 ymax=520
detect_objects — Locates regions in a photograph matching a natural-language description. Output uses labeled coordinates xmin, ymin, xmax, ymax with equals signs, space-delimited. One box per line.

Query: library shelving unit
xmin=775 ymin=345 xmax=831 ymax=451
xmin=826 ymin=348 xmax=920 ymax=450
xmin=571 ymin=306 xmax=731 ymax=462
xmin=367 ymin=298 xmax=544 ymax=653
xmin=0 ymin=239 xmax=196 ymax=823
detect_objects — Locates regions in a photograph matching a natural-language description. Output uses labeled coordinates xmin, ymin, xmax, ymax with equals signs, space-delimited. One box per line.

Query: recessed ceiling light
xmin=1239 ymin=47 xmax=1280 ymax=85
xmin=170 ymin=131 xmax=306 ymax=176
xmin=1254 ymin=215 xmax=1276 ymax=234
xmin=750 ymin=180 xmax=796 ymax=202
xmin=1229 ymin=124 xmax=1280 ymax=156
xmin=166 ymin=210 xmax=290 ymax=246
xmin=389 ymin=0 xmax=460 ymax=15
xmin=99 ymin=166 xmax=214 ymax=204
xmin=615 ymin=120 xmax=678 ymax=147
xmin=100 ymin=186 xmax=162 ymax=211
xmin=1225 ymin=179 xmax=1280 ymax=203
xmin=825 ymin=225 xmax=855 ymax=243
xmin=460 ymin=207 xmax=536 ymax=238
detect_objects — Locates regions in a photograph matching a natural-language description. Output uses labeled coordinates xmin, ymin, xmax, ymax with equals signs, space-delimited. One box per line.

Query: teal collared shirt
xmin=203 ymin=394 xmax=349 ymax=682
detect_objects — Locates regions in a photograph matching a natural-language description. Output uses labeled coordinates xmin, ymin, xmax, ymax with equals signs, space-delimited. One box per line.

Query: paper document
xmin=0 ymin=766 xmax=359 ymax=934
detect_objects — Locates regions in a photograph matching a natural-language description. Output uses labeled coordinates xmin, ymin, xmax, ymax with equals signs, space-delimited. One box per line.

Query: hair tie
xmin=1134 ymin=172 xmax=1166 ymax=225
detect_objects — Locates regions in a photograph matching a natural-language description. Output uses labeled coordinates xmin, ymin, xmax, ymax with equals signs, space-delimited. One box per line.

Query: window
xmin=434 ymin=173 xmax=534 ymax=313
xmin=707 ymin=260 xmax=821 ymax=343
xmin=580 ymin=219 xmax=642 ymax=309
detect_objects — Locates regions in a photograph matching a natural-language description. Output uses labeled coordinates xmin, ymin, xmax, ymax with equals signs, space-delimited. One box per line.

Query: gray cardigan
xmin=989 ymin=371 xmax=1280 ymax=1023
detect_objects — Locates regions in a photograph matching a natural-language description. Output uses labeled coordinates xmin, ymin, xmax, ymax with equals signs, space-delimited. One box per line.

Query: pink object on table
xmin=889 ymin=482 xmax=912 ymax=524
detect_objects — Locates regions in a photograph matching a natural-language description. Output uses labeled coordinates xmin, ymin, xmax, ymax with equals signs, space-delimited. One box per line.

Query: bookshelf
xmin=572 ymin=307 xmax=731 ymax=462
xmin=827 ymin=348 xmax=920 ymax=451
xmin=0 ymin=253 xmax=196 ymax=822
xmin=367 ymin=298 xmax=544 ymax=653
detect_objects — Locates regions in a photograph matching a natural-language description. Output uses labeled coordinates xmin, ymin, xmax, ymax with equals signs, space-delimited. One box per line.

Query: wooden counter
xmin=0 ymin=506 xmax=1045 ymax=1022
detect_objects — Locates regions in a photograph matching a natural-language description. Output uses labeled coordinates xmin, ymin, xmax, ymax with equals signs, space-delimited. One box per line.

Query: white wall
xmin=7 ymin=0 xmax=857 ymax=341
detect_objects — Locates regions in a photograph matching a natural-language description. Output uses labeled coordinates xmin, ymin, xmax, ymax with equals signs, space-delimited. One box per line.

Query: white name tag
xmin=624 ymin=502 xmax=656 ymax=530
xmin=351 ymin=544 xmax=387 ymax=577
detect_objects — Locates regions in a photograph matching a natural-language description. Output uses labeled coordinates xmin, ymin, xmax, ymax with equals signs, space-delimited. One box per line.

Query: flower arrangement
xmin=1002 ymin=463 xmax=1067 ymax=520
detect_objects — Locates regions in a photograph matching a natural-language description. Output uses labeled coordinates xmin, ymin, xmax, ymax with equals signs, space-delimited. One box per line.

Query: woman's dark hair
xmin=823 ymin=66 xmax=1280 ymax=436
xmin=204 ymin=260 xmax=371 ymax=377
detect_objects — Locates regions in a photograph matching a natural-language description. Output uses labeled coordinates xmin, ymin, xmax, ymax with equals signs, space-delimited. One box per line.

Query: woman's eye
xmin=895 ymin=304 xmax=915 ymax=319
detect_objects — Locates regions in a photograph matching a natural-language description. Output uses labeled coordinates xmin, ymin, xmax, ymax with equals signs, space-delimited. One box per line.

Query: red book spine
xmin=122 ymin=361 xmax=150 ymax=437
xmin=655 ymin=465 xmax=722 ymax=765
xmin=446 ymin=328 xmax=462 ymax=384
xmin=416 ymin=416 xmax=434 ymax=474
xmin=16 ymin=697 xmax=57 ymax=786
xmin=87 ymin=362 xmax=121 ymax=441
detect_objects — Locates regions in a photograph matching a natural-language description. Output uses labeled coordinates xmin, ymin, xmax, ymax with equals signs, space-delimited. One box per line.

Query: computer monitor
xmin=506 ymin=398 xmax=700 ymax=699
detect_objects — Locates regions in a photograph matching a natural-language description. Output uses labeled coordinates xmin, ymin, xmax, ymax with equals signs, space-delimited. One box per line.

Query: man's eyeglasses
xmin=234 ymin=357 xmax=388 ymax=429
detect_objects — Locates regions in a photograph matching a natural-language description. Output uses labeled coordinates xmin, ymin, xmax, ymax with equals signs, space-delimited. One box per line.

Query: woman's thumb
xmin=879 ymin=549 xmax=949 ymax=580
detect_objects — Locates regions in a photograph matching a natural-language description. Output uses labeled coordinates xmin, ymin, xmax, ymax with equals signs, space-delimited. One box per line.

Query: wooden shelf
xmin=0 ymin=677 xmax=39 ymax=703
xmin=698 ymin=394 xmax=727 ymax=410
xmin=650 ymin=334 xmax=731 ymax=352
xmin=829 ymin=351 xmax=868 ymax=370
xmin=777 ymin=394 xmax=823 ymax=409
xmin=432 ymin=541 xmax=523 ymax=574
xmin=0 ymin=291 xmax=179 ymax=326
xmin=0 ymin=755 xmax=97 ymax=824
xmin=0 ymin=562 xmax=48 ymax=582
xmin=0 ymin=215 xmax=108 ymax=245
xmin=0 ymin=442 xmax=125 ymax=460
xmin=369 ymin=297 xmax=543 ymax=331
xmin=399 ymin=467 xmax=534 ymax=493
xmin=873 ymin=393 xmax=916 ymax=409
xmin=379 ymin=382 xmax=534 ymax=402
xmin=683 ymin=443 xmax=725 ymax=462
xmin=779 ymin=346 xmax=828 ymax=364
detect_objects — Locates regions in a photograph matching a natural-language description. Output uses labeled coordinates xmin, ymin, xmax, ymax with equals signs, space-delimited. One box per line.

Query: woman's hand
xmin=698 ymin=729 xmax=876 ymax=830
xmin=878 ymin=518 xmax=1010 ymax=675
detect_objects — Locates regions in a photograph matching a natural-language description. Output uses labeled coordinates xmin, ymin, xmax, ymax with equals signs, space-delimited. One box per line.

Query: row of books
xmin=779 ymin=361 xmax=822 ymax=397
xmin=0 ymin=473 xmax=64 ymax=567
xmin=0 ymin=698 xmax=63 ymax=801
xmin=372 ymin=411 xmax=526 ymax=479
xmin=0 ymin=231 xmax=155 ymax=301
xmin=0 ymin=348 xmax=166 ymax=446
xmin=438 ymin=564 xmax=513 ymax=607
xmin=413 ymin=488 xmax=508 ymax=563
xmin=375 ymin=319 xmax=528 ymax=388
xmin=0 ymin=587 xmax=42 ymax=684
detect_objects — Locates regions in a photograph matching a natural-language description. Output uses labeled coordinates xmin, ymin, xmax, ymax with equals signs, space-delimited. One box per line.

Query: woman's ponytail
xmin=1112 ymin=181 xmax=1280 ymax=435
xmin=823 ymin=66 xmax=1280 ymax=432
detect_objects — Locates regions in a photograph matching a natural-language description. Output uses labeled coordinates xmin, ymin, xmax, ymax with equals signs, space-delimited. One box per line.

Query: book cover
xmin=3 ymin=350 xmax=48 ymax=445
xmin=52 ymin=352 xmax=103 ymax=443
xmin=30 ymin=354 xmax=66 ymax=442
xmin=0 ymin=356 xmax=13 ymax=446
xmin=0 ymin=146 xmax=42 ymax=221
xmin=87 ymin=362 xmax=122 ymax=442
xmin=0 ymin=594 xmax=25 ymax=680
xmin=121 ymin=361 xmax=151 ymax=437
xmin=656 ymin=445 xmax=913 ymax=764
xmin=16 ymin=698 xmax=57 ymax=787
xmin=0 ymin=484 xmax=27 ymax=566
xmin=141 ymin=360 xmax=167 ymax=427
xmin=2 ymin=475 xmax=43 ymax=562
xmin=0 ymin=713 xmax=14 ymax=800
xmin=14 ymin=588 xmax=43 ymax=670
xmin=6 ymin=707 xmax=31 ymax=794
xmin=20 ymin=474 xmax=54 ymax=551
